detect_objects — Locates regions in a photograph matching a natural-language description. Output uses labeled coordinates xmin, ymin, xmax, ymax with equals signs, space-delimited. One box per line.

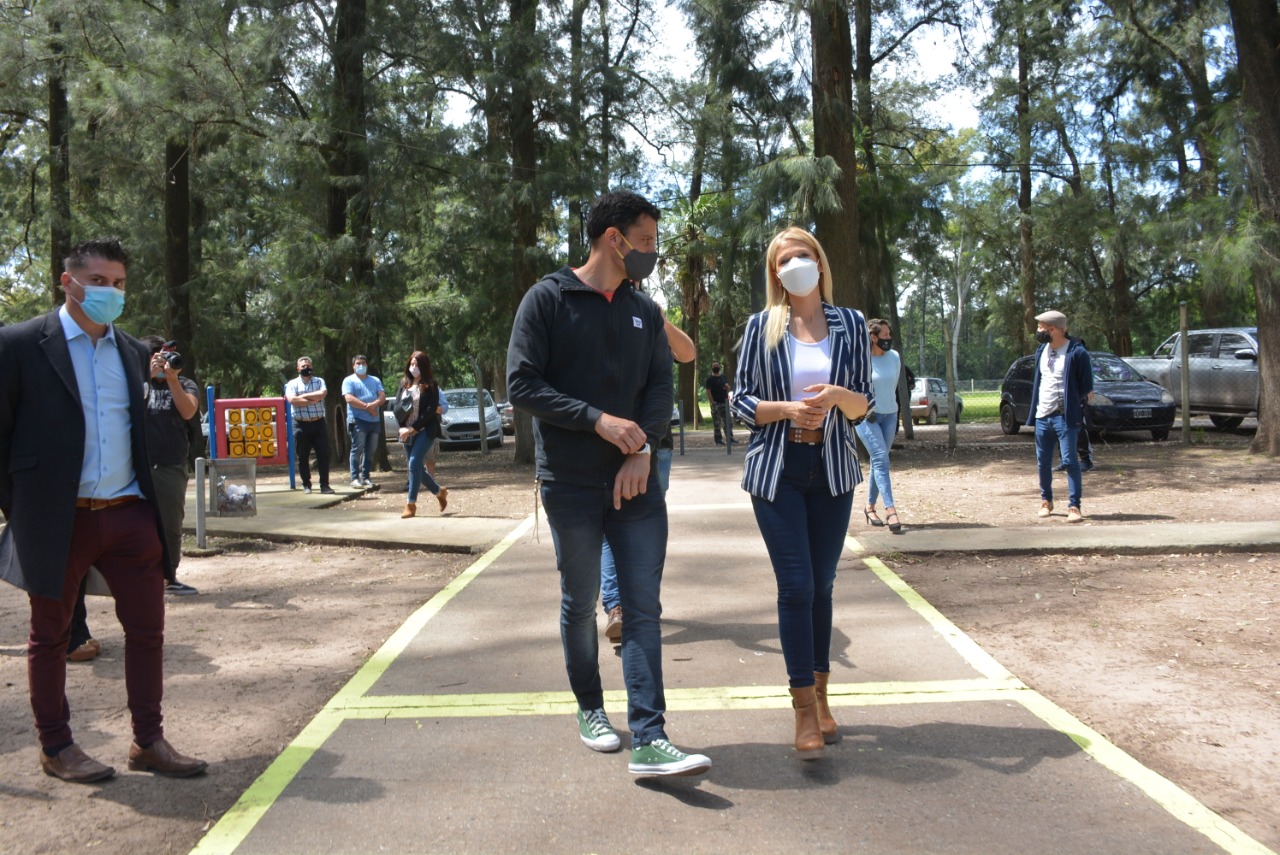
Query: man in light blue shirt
xmin=0 ymin=237 xmax=207 ymax=783
xmin=342 ymin=354 xmax=385 ymax=488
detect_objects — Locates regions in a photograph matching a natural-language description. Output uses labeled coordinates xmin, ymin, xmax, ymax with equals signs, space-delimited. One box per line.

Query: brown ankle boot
xmin=436 ymin=487 xmax=448 ymax=512
xmin=789 ymin=686 xmax=824 ymax=757
xmin=401 ymin=502 xmax=416 ymax=519
xmin=814 ymin=671 xmax=839 ymax=744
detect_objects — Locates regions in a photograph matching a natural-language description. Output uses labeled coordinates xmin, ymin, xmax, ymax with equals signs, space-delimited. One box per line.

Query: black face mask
xmin=300 ymin=367 xmax=313 ymax=377
xmin=1034 ymin=330 xmax=1053 ymax=345
xmin=876 ymin=337 xmax=893 ymax=352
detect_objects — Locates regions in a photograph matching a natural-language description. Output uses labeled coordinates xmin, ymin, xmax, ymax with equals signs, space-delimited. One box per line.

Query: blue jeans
xmin=1035 ymin=414 xmax=1082 ymax=508
xmin=751 ymin=442 xmax=854 ymax=688
xmin=601 ymin=448 xmax=671 ymax=612
xmin=541 ymin=478 xmax=668 ymax=745
xmin=349 ymin=419 xmax=380 ymax=481
xmin=855 ymin=413 xmax=896 ymax=509
xmin=406 ymin=430 xmax=441 ymax=502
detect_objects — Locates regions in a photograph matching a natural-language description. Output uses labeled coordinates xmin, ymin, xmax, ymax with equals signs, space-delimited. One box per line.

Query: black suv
xmin=1000 ymin=351 xmax=1176 ymax=441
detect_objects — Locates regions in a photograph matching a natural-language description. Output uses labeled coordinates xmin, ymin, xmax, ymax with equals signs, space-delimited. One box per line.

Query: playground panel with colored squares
xmin=213 ymin=397 xmax=289 ymax=464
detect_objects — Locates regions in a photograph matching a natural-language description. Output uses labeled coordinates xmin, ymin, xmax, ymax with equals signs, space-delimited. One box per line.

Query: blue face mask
xmin=355 ymin=364 xmax=368 ymax=377
xmin=72 ymin=280 xmax=126 ymax=325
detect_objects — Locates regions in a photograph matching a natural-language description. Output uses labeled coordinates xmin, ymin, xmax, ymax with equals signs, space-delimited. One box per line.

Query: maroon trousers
xmin=28 ymin=499 xmax=166 ymax=748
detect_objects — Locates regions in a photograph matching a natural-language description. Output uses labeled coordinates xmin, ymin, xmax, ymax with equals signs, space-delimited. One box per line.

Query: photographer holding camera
xmin=141 ymin=336 xmax=201 ymax=595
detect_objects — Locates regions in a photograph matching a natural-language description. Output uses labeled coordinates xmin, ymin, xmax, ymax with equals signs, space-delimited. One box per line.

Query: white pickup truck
xmin=1123 ymin=327 xmax=1259 ymax=430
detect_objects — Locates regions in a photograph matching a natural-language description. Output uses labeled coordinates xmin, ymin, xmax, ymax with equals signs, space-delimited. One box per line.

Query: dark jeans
xmin=30 ymin=500 xmax=166 ymax=748
xmin=541 ymin=479 xmax=669 ymax=744
xmin=348 ymin=419 xmax=380 ymax=481
xmin=294 ymin=419 xmax=330 ymax=490
xmin=150 ymin=463 xmax=188 ymax=581
xmin=751 ymin=443 xmax=854 ymax=688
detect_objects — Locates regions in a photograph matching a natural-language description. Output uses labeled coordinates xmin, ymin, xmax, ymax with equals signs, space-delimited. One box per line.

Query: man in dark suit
xmin=0 ymin=238 xmax=207 ymax=783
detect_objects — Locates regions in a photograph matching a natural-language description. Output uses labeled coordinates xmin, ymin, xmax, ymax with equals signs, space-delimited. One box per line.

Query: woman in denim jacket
xmin=731 ymin=227 xmax=872 ymax=757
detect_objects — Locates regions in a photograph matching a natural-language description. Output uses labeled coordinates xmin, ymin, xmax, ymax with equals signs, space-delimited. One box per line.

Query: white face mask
xmin=409 ymin=365 xmax=421 ymax=379
xmin=777 ymin=257 xmax=820 ymax=297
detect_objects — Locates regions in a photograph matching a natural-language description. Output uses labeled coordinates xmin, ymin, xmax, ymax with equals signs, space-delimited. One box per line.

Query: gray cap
xmin=1034 ymin=310 xmax=1068 ymax=329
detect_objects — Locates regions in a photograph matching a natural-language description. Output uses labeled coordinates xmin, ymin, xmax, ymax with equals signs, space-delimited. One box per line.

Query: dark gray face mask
xmin=1035 ymin=330 xmax=1053 ymax=344
xmin=617 ymin=233 xmax=658 ymax=281
xmin=876 ymin=337 xmax=893 ymax=351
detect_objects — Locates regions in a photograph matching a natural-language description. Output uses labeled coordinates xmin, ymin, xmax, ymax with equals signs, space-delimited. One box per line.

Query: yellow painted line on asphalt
xmin=189 ymin=514 xmax=536 ymax=855
xmin=862 ymin=550 xmax=1277 ymax=855
xmin=857 ymin=547 xmax=1015 ymax=682
xmin=332 ymin=678 xmax=1027 ymax=717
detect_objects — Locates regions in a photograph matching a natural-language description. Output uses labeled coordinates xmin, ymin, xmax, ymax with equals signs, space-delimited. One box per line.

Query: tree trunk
xmin=809 ymin=0 xmax=865 ymax=311
xmin=48 ymin=20 xmax=71 ymax=305
xmin=1016 ymin=8 xmax=1036 ymax=353
xmin=164 ymin=137 xmax=196 ymax=378
xmin=510 ymin=0 xmax=541 ymax=466
xmin=1226 ymin=0 xmax=1280 ymax=456
xmin=852 ymin=0 xmax=883 ymax=320
xmin=325 ymin=0 xmax=371 ymax=458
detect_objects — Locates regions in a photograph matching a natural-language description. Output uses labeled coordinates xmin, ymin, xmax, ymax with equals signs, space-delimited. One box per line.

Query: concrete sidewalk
xmin=187 ymin=450 xmax=1276 ymax=855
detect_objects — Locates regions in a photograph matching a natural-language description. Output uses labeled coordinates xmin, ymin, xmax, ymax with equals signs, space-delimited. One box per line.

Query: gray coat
xmin=0 ymin=309 xmax=166 ymax=599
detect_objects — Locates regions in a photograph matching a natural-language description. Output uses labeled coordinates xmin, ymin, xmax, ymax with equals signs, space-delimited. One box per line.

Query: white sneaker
xmin=362 ymin=478 xmax=375 ymax=488
xmin=576 ymin=708 xmax=621 ymax=752
xmin=351 ymin=479 xmax=364 ymax=489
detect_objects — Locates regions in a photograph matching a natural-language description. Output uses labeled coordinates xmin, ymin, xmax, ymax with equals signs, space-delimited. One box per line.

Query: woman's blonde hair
xmin=762 ymin=227 xmax=834 ymax=350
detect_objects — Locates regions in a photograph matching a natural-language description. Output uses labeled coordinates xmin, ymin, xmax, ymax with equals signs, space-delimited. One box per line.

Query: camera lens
xmin=165 ymin=352 xmax=184 ymax=370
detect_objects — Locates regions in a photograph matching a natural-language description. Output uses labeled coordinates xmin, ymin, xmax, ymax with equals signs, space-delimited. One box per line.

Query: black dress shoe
xmin=320 ymin=486 xmax=336 ymax=494
xmin=41 ymin=744 xmax=115 ymax=783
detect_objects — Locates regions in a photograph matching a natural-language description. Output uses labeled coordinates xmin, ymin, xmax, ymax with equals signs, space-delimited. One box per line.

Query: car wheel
xmin=1209 ymin=415 xmax=1243 ymax=431
xmin=1150 ymin=428 xmax=1169 ymax=441
xmin=926 ymin=406 xmax=938 ymax=425
xmin=999 ymin=404 xmax=1020 ymax=435
xmin=954 ymin=402 xmax=963 ymax=422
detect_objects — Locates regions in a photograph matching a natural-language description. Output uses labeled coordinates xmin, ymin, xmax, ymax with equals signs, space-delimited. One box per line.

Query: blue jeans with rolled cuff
xmin=1035 ymin=413 xmax=1082 ymax=509
xmin=406 ymin=430 xmax=441 ymax=502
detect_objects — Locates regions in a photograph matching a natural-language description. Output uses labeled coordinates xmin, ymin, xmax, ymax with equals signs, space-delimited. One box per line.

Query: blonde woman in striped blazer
xmin=731 ymin=226 xmax=872 ymax=758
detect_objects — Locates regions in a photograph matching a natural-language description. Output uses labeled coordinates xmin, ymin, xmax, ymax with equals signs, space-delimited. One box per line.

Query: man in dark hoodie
xmin=1027 ymin=309 xmax=1095 ymax=523
xmin=506 ymin=191 xmax=711 ymax=778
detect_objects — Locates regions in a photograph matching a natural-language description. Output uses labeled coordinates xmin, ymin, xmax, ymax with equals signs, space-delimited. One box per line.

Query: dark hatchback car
xmin=1000 ymin=351 xmax=1177 ymax=441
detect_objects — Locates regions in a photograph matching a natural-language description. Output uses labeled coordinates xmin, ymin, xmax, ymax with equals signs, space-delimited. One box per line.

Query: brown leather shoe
xmin=40 ymin=744 xmax=115 ymax=783
xmin=68 ymin=638 xmax=101 ymax=662
xmin=604 ymin=606 xmax=623 ymax=643
xmin=401 ymin=502 xmax=416 ymax=519
xmin=127 ymin=738 xmax=208 ymax=777
xmin=436 ymin=486 xmax=449 ymax=512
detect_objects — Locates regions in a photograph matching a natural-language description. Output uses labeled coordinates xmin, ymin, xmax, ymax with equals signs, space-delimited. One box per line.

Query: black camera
xmin=160 ymin=341 xmax=184 ymax=370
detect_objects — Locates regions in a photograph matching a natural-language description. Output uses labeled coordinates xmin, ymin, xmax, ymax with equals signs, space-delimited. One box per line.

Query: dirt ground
xmin=1 ymin=426 xmax=1277 ymax=854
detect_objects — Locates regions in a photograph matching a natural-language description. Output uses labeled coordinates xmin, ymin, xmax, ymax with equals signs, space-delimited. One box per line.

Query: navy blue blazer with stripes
xmin=731 ymin=303 xmax=874 ymax=502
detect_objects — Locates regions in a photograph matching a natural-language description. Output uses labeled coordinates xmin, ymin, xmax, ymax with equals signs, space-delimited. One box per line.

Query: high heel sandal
xmin=863 ymin=506 xmax=884 ymax=527
xmin=885 ymin=508 xmax=902 ymax=533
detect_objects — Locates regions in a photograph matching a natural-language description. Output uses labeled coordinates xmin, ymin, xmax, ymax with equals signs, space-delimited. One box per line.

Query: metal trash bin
xmin=207 ymin=458 xmax=257 ymax=517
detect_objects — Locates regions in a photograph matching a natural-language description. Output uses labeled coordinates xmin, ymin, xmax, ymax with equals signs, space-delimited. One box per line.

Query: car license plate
xmin=1133 ymin=408 xmax=1151 ymax=419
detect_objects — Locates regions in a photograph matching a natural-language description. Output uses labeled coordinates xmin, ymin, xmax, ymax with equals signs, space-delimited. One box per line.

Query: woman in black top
xmin=396 ymin=350 xmax=448 ymax=518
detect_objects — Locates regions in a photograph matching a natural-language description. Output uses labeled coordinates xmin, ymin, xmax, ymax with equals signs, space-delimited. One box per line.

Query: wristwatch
xmin=635 ymin=443 xmax=652 ymax=456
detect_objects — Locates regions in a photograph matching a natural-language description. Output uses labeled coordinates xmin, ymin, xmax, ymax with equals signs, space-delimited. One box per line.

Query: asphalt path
xmin=187 ymin=448 xmax=1274 ymax=855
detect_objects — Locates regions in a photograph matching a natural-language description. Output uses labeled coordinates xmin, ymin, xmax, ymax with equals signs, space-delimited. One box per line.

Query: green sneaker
xmin=577 ymin=708 xmax=621 ymax=752
xmin=628 ymin=739 xmax=712 ymax=776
